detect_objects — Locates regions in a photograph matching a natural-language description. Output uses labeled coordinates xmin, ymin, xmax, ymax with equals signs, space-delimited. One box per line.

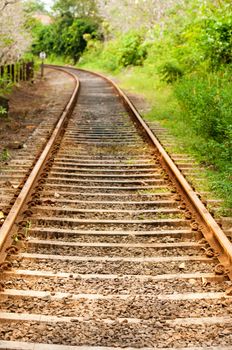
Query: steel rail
xmin=63 ymin=65 xmax=232 ymax=279
xmin=0 ymin=64 xmax=231 ymax=350
xmin=0 ymin=67 xmax=80 ymax=264
xmin=1 ymin=64 xmax=232 ymax=279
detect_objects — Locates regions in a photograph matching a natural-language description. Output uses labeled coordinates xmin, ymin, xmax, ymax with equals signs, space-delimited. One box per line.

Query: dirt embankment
xmin=0 ymin=68 xmax=74 ymax=158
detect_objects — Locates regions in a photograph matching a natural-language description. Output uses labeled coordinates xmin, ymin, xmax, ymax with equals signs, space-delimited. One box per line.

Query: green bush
xmin=31 ymin=18 xmax=99 ymax=63
xmin=80 ymin=31 xmax=148 ymax=72
xmin=159 ymin=61 xmax=184 ymax=83
xmin=78 ymin=0 xmax=232 ymax=206
xmin=0 ymin=106 xmax=7 ymax=118
xmin=202 ymin=14 xmax=232 ymax=67
xmin=117 ymin=32 xmax=148 ymax=67
xmin=62 ymin=19 xmax=99 ymax=63
xmin=174 ymin=73 xmax=232 ymax=168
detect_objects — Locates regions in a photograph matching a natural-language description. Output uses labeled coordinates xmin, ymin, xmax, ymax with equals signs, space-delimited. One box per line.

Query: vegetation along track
xmin=0 ymin=66 xmax=232 ymax=349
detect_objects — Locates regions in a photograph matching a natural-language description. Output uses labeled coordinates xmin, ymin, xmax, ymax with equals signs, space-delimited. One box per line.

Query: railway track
xmin=0 ymin=66 xmax=232 ymax=349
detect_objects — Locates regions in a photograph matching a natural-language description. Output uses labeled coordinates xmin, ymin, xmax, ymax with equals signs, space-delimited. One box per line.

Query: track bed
xmin=0 ymin=68 xmax=232 ymax=349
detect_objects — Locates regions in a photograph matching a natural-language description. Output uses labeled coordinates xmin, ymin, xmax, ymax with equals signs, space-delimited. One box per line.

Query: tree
xmin=97 ymin=0 xmax=185 ymax=34
xmin=62 ymin=19 xmax=98 ymax=62
xmin=52 ymin=0 xmax=100 ymax=21
xmin=31 ymin=15 xmax=98 ymax=63
xmin=0 ymin=0 xmax=31 ymax=64
xmin=30 ymin=0 xmax=102 ymax=62
xmin=24 ymin=0 xmax=47 ymax=13
xmin=31 ymin=21 xmax=54 ymax=55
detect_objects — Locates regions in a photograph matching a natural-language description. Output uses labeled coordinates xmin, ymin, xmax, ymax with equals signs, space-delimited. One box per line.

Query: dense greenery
xmin=30 ymin=0 xmax=100 ymax=63
xmin=79 ymin=0 xmax=232 ymax=206
xmin=25 ymin=0 xmax=232 ymax=206
xmin=52 ymin=0 xmax=99 ymax=20
xmin=32 ymin=17 xmax=99 ymax=63
xmin=24 ymin=0 xmax=47 ymax=13
xmin=174 ymin=73 xmax=232 ymax=167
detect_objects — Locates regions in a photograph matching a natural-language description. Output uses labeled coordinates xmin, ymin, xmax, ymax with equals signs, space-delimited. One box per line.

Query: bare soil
xmin=0 ymin=68 xmax=74 ymax=157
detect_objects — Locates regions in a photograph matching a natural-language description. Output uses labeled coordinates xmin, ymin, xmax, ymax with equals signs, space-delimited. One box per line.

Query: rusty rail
xmin=0 ymin=67 xmax=80 ymax=264
xmin=1 ymin=63 xmax=232 ymax=280
xmin=67 ymin=66 xmax=232 ymax=279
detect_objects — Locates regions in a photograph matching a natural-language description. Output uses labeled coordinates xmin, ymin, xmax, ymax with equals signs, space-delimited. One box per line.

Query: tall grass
xmin=78 ymin=1 xmax=232 ymax=208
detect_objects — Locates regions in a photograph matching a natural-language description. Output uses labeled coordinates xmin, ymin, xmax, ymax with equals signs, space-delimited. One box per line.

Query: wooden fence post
xmin=15 ymin=63 xmax=19 ymax=83
xmin=0 ymin=66 xmax=4 ymax=79
xmin=6 ymin=65 xmax=11 ymax=82
xmin=26 ymin=62 xmax=30 ymax=81
xmin=25 ymin=61 xmax=34 ymax=82
xmin=30 ymin=61 xmax=34 ymax=81
xmin=23 ymin=62 xmax=26 ymax=81
xmin=1 ymin=61 xmax=34 ymax=84
xmin=19 ymin=62 xmax=23 ymax=81
xmin=11 ymin=64 xmax=15 ymax=82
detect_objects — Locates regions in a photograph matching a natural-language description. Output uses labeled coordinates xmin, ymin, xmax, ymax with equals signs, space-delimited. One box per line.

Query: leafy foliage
xmin=174 ymin=73 xmax=232 ymax=169
xmin=0 ymin=148 xmax=10 ymax=161
xmin=80 ymin=0 xmax=232 ymax=206
xmin=61 ymin=19 xmax=99 ymax=63
xmin=0 ymin=106 xmax=7 ymax=117
xmin=24 ymin=0 xmax=47 ymax=13
xmin=29 ymin=0 xmax=101 ymax=63
xmin=159 ymin=61 xmax=184 ymax=83
xmin=117 ymin=32 xmax=148 ymax=67
xmin=97 ymin=0 xmax=186 ymax=33
xmin=31 ymin=17 xmax=99 ymax=63
xmin=202 ymin=15 xmax=232 ymax=67
xmin=0 ymin=0 xmax=31 ymax=64
xmin=53 ymin=0 xmax=99 ymax=21
xmin=82 ymin=32 xmax=148 ymax=70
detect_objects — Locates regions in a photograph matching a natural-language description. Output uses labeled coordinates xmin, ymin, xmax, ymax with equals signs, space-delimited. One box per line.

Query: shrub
xmin=81 ymin=31 xmax=148 ymax=72
xmin=202 ymin=16 xmax=232 ymax=67
xmin=0 ymin=106 xmax=7 ymax=118
xmin=159 ymin=61 xmax=184 ymax=83
xmin=174 ymin=73 xmax=232 ymax=168
xmin=31 ymin=18 xmax=99 ymax=63
xmin=117 ymin=32 xmax=148 ymax=67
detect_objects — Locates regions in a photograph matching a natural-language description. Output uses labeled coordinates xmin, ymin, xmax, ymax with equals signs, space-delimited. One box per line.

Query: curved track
xmin=0 ymin=66 xmax=232 ymax=349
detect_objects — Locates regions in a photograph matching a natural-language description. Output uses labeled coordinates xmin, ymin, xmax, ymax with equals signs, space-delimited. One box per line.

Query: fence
xmin=0 ymin=61 xmax=34 ymax=87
